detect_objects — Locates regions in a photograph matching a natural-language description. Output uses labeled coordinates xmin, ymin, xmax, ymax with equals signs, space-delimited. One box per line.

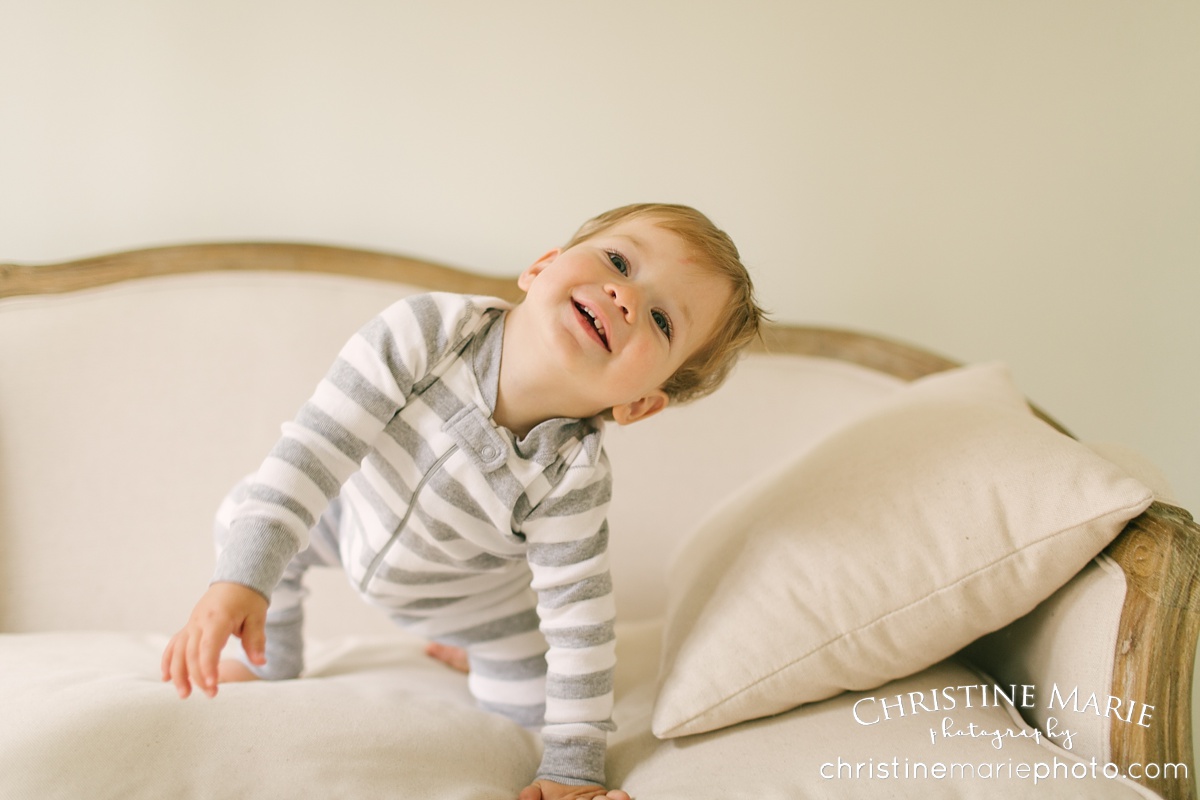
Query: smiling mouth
xmin=574 ymin=301 xmax=610 ymax=351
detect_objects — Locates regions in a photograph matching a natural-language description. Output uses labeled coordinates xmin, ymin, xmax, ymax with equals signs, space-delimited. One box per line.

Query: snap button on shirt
xmin=445 ymin=405 xmax=510 ymax=473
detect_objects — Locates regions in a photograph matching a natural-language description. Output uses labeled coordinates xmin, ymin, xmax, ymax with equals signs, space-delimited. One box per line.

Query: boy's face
xmin=515 ymin=216 xmax=731 ymax=424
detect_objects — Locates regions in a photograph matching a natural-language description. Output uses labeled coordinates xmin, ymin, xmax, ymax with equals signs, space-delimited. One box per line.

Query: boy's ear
xmin=517 ymin=249 xmax=561 ymax=292
xmin=611 ymin=391 xmax=669 ymax=426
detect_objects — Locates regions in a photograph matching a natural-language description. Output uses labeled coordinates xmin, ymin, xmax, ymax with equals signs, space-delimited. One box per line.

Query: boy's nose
xmin=606 ymin=284 xmax=637 ymax=320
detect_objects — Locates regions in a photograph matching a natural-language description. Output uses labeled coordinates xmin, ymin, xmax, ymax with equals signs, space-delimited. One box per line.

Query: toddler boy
xmin=162 ymin=203 xmax=765 ymax=800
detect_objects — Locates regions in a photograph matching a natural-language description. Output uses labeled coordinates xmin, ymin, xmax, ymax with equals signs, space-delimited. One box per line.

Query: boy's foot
xmin=424 ymin=642 xmax=470 ymax=674
xmin=218 ymin=659 xmax=262 ymax=683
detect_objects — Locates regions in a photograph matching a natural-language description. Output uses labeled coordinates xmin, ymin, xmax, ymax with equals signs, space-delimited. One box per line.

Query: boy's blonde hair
xmin=564 ymin=203 xmax=767 ymax=405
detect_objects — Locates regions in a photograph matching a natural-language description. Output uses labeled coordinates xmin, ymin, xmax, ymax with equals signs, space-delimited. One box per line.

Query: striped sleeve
xmin=521 ymin=445 xmax=617 ymax=787
xmin=212 ymin=293 xmax=496 ymax=598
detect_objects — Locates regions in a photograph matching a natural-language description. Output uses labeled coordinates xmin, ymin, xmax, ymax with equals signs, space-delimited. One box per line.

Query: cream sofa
xmin=1 ymin=243 xmax=1197 ymax=800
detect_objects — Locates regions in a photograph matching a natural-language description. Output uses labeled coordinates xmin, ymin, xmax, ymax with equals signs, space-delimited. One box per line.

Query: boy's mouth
xmin=574 ymin=301 xmax=610 ymax=351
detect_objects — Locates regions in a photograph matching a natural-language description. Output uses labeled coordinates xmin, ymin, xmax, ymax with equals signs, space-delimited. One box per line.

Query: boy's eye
xmin=606 ymin=250 xmax=629 ymax=276
xmin=652 ymin=309 xmax=673 ymax=340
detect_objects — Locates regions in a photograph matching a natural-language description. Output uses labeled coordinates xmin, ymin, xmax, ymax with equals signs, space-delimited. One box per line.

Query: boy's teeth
xmin=578 ymin=303 xmax=607 ymax=344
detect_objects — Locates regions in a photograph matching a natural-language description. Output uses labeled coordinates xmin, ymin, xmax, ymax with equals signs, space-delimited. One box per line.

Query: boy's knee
xmin=238 ymin=610 xmax=305 ymax=680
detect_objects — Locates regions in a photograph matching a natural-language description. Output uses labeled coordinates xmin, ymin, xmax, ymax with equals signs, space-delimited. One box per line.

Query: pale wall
xmin=2 ymin=0 xmax=1196 ymax=516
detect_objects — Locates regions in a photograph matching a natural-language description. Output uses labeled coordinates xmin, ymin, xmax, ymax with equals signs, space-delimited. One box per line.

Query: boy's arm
xmin=210 ymin=295 xmax=472 ymax=597
xmin=520 ymin=445 xmax=618 ymax=788
xmin=166 ymin=294 xmax=505 ymax=696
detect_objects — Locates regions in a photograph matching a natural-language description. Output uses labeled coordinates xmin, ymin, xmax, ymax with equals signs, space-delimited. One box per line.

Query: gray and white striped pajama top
xmin=212 ymin=292 xmax=617 ymax=787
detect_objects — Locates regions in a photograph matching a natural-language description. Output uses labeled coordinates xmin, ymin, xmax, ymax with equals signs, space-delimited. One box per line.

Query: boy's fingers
xmin=241 ymin=615 xmax=267 ymax=665
xmin=185 ymin=625 xmax=205 ymax=698
xmin=170 ymin=634 xmax=192 ymax=698
xmin=160 ymin=637 xmax=174 ymax=682
xmin=198 ymin=627 xmax=228 ymax=696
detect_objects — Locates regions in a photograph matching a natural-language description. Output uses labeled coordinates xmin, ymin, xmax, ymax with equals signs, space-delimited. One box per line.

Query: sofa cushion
xmin=652 ymin=363 xmax=1153 ymax=738
xmin=0 ymin=632 xmax=540 ymax=799
xmin=614 ymin=650 xmax=1158 ymax=798
xmin=0 ymin=624 xmax=1158 ymax=799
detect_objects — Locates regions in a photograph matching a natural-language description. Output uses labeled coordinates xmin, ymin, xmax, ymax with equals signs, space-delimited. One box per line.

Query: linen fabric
xmin=652 ymin=363 xmax=1153 ymax=738
xmin=0 ymin=624 xmax=1159 ymax=800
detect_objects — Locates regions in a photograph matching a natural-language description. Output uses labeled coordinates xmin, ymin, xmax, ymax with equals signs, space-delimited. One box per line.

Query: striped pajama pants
xmin=216 ymin=484 xmax=550 ymax=729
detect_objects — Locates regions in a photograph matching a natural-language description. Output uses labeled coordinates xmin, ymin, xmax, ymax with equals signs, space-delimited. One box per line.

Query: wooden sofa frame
xmin=4 ymin=242 xmax=1197 ymax=799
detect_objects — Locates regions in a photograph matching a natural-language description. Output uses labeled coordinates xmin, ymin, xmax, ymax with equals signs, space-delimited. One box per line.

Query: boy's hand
xmin=160 ymin=581 xmax=268 ymax=699
xmin=518 ymin=780 xmax=631 ymax=800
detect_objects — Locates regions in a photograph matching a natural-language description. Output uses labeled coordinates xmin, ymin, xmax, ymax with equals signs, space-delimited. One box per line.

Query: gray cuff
xmin=212 ymin=518 xmax=299 ymax=599
xmin=537 ymin=732 xmax=607 ymax=787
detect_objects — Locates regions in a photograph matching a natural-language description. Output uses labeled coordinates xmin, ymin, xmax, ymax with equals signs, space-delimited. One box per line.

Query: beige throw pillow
xmin=652 ymin=363 xmax=1153 ymax=738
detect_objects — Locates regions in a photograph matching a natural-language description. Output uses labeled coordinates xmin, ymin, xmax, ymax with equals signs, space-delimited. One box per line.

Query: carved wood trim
xmin=0 ymin=242 xmax=524 ymax=303
xmin=1105 ymin=502 xmax=1200 ymax=799
xmin=755 ymin=323 xmax=1070 ymax=436
xmin=755 ymin=323 xmax=960 ymax=381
